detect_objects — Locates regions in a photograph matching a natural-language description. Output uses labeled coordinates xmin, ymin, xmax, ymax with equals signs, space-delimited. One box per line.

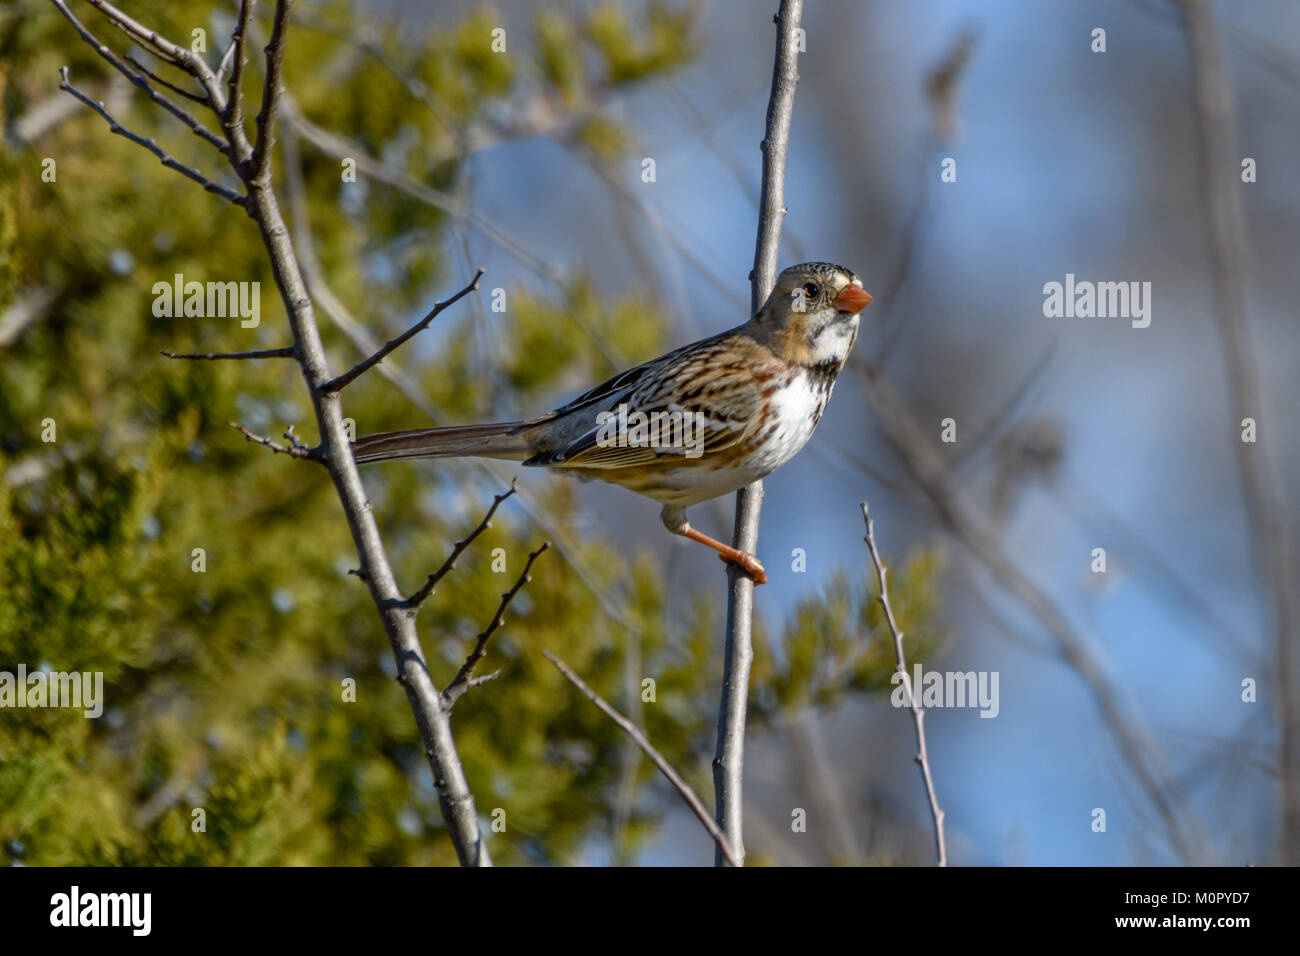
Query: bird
xmin=352 ymin=262 xmax=872 ymax=585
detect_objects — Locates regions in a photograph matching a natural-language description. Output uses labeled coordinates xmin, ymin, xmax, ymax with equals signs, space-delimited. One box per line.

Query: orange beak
xmin=833 ymin=284 xmax=873 ymax=314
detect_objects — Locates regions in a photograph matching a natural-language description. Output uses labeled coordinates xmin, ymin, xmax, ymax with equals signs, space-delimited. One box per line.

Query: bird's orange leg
xmin=681 ymin=526 xmax=768 ymax=586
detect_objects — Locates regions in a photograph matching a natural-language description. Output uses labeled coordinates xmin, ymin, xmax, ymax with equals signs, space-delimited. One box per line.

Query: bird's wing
xmin=548 ymin=328 xmax=735 ymax=416
xmin=526 ymin=332 xmax=769 ymax=471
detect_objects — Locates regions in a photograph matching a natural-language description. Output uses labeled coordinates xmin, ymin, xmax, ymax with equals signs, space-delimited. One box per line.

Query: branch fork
xmin=443 ymin=542 xmax=549 ymax=707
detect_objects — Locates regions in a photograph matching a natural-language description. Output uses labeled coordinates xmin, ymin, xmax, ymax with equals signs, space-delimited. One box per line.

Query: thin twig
xmin=217 ymin=34 xmax=239 ymax=85
xmin=80 ymin=0 xmax=243 ymax=153
xmin=860 ymin=502 xmax=948 ymax=867
xmin=162 ymin=347 xmax=294 ymax=360
xmin=319 ymin=269 xmax=483 ymax=394
xmin=223 ymin=0 xmax=253 ymax=135
xmin=57 ymin=68 xmax=245 ymax=206
xmin=544 ymin=650 xmax=741 ymax=868
xmin=444 ymin=542 xmax=550 ymax=705
xmin=249 ymin=0 xmax=292 ymax=181
xmin=124 ymin=52 xmax=209 ymax=104
xmin=404 ymin=481 xmax=517 ymax=609
xmin=712 ymin=0 xmax=802 ymax=870
xmin=84 ymin=0 xmax=201 ymax=71
xmin=48 ymin=0 xmax=229 ymax=156
xmin=228 ymin=421 xmax=320 ymax=461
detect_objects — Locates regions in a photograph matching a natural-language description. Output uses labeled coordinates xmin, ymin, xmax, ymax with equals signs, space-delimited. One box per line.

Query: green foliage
xmin=535 ymin=10 xmax=585 ymax=106
xmin=500 ymin=279 xmax=662 ymax=396
xmin=0 ymin=0 xmax=941 ymax=867
xmin=754 ymin=551 xmax=946 ymax=719
xmin=587 ymin=1 xmax=697 ymax=86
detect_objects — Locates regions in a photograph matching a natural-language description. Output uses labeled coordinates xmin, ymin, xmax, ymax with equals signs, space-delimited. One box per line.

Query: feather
xmin=352 ymin=421 xmax=541 ymax=463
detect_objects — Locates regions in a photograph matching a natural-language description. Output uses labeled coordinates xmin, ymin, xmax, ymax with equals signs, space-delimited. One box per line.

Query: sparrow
xmin=352 ymin=262 xmax=872 ymax=585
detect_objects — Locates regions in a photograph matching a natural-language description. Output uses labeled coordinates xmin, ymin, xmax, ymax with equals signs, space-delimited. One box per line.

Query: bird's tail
xmin=352 ymin=421 xmax=538 ymax=464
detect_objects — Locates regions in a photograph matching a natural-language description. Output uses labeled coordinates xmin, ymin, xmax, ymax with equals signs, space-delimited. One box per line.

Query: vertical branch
xmin=1177 ymin=0 xmax=1300 ymax=863
xmin=51 ymin=0 xmax=494 ymax=866
xmin=712 ymin=0 xmax=803 ymax=868
xmin=234 ymin=3 xmax=490 ymax=865
xmin=249 ymin=0 xmax=290 ymax=182
xmin=861 ymin=503 xmax=947 ymax=866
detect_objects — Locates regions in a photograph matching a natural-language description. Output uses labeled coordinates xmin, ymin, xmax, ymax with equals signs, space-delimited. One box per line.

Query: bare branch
xmin=49 ymin=0 xmax=229 ymax=155
xmin=249 ymin=0 xmax=292 ymax=182
xmin=713 ymin=0 xmax=803 ymax=870
xmin=228 ymin=420 xmax=320 ymax=462
xmin=57 ymin=68 xmax=245 ymax=206
xmin=861 ymin=502 xmax=948 ymax=866
xmin=124 ymin=52 xmax=208 ymax=104
xmin=1176 ymin=0 xmax=1300 ymax=863
xmin=0 ymin=286 xmax=60 ymax=349
xmin=464 ymin=670 xmax=502 ymax=691
xmin=217 ymin=34 xmax=239 ymax=85
xmin=444 ymin=542 xmax=550 ymax=705
xmin=404 ymin=481 xmax=517 ymax=610
xmin=162 ymin=347 xmax=294 ymax=360
xmin=221 ymin=0 xmax=254 ymax=150
xmin=319 ymin=269 xmax=483 ymax=395
xmin=54 ymin=0 xmax=492 ymax=869
xmin=84 ymin=0 xmax=200 ymax=71
xmin=544 ymin=650 xmax=741 ymax=868
xmin=80 ymin=0 xmax=242 ymax=156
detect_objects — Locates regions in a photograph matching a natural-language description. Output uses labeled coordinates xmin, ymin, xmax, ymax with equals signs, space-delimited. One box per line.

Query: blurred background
xmin=2 ymin=0 xmax=1297 ymax=865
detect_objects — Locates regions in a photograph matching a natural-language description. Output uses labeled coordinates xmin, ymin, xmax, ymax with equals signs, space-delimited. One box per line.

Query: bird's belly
xmin=604 ymin=370 xmax=831 ymax=508
xmin=639 ymin=458 xmax=771 ymax=507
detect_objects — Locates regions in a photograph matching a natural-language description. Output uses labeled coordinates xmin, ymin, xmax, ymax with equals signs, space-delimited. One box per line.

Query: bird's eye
xmin=803 ymin=282 xmax=820 ymax=299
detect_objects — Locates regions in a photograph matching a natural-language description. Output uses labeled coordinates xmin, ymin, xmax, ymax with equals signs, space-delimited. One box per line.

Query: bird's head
xmin=751 ymin=262 xmax=871 ymax=370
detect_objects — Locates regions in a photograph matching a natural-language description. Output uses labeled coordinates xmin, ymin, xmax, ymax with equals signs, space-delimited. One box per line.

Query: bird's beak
xmin=833 ymin=283 xmax=873 ymax=314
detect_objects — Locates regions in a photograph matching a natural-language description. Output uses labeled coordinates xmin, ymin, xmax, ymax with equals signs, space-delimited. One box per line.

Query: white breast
xmin=748 ymin=370 xmax=830 ymax=474
xmin=629 ymin=369 xmax=835 ymax=508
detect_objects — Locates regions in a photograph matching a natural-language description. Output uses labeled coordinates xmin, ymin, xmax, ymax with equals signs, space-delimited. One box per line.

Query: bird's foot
xmin=719 ymin=550 xmax=767 ymax=585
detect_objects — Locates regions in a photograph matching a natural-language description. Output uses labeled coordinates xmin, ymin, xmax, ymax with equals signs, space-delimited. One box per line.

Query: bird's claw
xmin=720 ymin=550 xmax=767 ymax=585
